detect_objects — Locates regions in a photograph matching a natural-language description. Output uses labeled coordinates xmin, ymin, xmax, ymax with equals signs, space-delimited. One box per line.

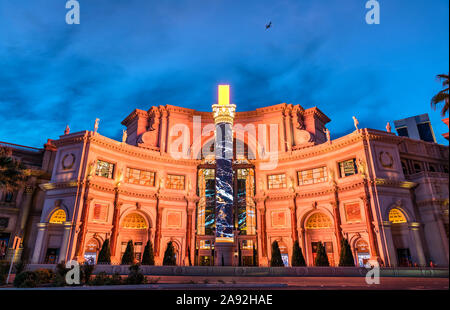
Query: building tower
xmin=212 ymin=85 xmax=236 ymax=266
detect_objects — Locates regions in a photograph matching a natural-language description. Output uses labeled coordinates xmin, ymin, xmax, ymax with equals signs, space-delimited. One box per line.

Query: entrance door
xmin=311 ymin=242 xmax=334 ymax=266
xmin=397 ymin=248 xmax=411 ymax=267
xmin=45 ymin=248 xmax=60 ymax=264
xmin=0 ymin=233 xmax=10 ymax=260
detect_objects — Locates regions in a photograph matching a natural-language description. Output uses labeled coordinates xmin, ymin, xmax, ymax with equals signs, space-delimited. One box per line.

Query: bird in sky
xmin=265 ymin=21 xmax=272 ymax=29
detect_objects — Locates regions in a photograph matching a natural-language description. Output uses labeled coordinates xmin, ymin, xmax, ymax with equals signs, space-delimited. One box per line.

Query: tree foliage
xmin=270 ymin=241 xmax=284 ymax=267
xmin=141 ymin=240 xmax=155 ymax=265
xmin=0 ymin=146 xmax=28 ymax=191
xmin=97 ymin=239 xmax=111 ymax=264
xmin=121 ymin=240 xmax=135 ymax=265
xmin=431 ymin=73 xmax=449 ymax=116
xmin=314 ymin=242 xmax=330 ymax=266
xmin=339 ymin=238 xmax=355 ymax=267
xmin=162 ymin=241 xmax=177 ymax=266
xmin=291 ymin=240 xmax=306 ymax=266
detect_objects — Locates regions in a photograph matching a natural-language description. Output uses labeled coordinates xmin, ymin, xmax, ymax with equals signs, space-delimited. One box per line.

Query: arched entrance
xmin=84 ymin=238 xmax=100 ymax=263
xmin=45 ymin=208 xmax=67 ymax=264
xmin=304 ymin=212 xmax=336 ymax=266
xmin=388 ymin=208 xmax=411 ymax=266
xmin=119 ymin=212 xmax=150 ymax=263
xmin=354 ymin=239 xmax=370 ymax=267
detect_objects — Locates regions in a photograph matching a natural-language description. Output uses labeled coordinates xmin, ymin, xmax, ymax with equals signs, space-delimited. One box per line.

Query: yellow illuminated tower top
xmin=212 ymin=84 xmax=236 ymax=125
xmin=218 ymin=85 xmax=230 ymax=106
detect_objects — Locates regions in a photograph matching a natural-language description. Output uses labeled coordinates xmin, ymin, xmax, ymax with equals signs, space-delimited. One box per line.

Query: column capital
xmin=37 ymin=222 xmax=49 ymax=230
xmin=63 ymin=221 xmax=73 ymax=229
xmin=408 ymin=222 xmax=421 ymax=229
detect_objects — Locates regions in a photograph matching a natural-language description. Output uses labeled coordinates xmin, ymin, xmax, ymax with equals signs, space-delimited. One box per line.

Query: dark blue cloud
xmin=0 ymin=0 xmax=448 ymax=147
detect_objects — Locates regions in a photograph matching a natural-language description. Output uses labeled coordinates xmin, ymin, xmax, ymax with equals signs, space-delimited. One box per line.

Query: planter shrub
xmin=163 ymin=241 xmax=176 ymax=266
xmin=314 ymin=242 xmax=330 ymax=266
xmin=270 ymin=241 xmax=284 ymax=267
xmin=292 ymin=240 xmax=306 ymax=266
xmin=121 ymin=240 xmax=135 ymax=265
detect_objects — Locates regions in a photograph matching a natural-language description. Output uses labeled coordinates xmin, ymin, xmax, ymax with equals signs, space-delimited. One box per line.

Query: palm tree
xmin=0 ymin=146 xmax=28 ymax=191
xmin=431 ymin=74 xmax=449 ymax=117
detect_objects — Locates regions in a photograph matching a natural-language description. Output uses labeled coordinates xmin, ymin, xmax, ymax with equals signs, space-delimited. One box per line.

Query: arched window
xmin=306 ymin=213 xmax=332 ymax=229
xmin=122 ymin=213 xmax=148 ymax=229
xmin=49 ymin=209 xmax=66 ymax=224
xmin=388 ymin=208 xmax=407 ymax=224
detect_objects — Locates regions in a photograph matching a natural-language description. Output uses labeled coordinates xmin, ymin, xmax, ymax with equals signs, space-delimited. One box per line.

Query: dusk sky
xmin=0 ymin=0 xmax=448 ymax=147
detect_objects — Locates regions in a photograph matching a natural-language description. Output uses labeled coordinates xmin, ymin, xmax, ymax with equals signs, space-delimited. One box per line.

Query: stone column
xmin=110 ymin=188 xmax=122 ymax=256
xmin=331 ymin=199 xmax=342 ymax=256
xmin=283 ymin=107 xmax=293 ymax=151
xmin=154 ymin=194 xmax=163 ymax=257
xmin=185 ymin=195 xmax=199 ymax=265
xmin=381 ymin=221 xmax=398 ymax=267
xmin=409 ymin=222 xmax=427 ymax=266
xmin=31 ymin=223 xmax=48 ymax=264
xmin=17 ymin=185 xmax=35 ymax=236
xmin=289 ymin=194 xmax=298 ymax=242
xmin=74 ymin=196 xmax=93 ymax=259
xmin=254 ymin=195 xmax=267 ymax=263
xmin=159 ymin=107 xmax=169 ymax=154
xmin=362 ymin=194 xmax=379 ymax=259
xmin=58 ymin=221 xmax=73 ymax=263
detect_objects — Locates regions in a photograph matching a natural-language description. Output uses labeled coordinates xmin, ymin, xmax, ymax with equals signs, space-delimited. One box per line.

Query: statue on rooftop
xmin=352 ymin=116 xmax=359 ymax=131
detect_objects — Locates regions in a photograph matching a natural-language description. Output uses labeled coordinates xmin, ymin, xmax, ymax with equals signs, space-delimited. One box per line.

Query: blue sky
xmin=0 ymin=0 xmax=448 ymax=147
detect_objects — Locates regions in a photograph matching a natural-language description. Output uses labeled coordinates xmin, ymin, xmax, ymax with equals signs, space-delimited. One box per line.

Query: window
xmin=389 ymin=208 xmax=407 ymax=224
xmin=338 ymin=159 xmax=358 ymax=177
xmin=242 ymin=240 xmax=254 ymax=250
xmin=122 ymin=213 xmax=148 ymax=229
xmin=401 ymin=161 xmax=409 ymax=175
xmin=267 ymin=174 xmax=287 ymax=189
xmin=306 ymin=213 xmax=332 ymax=229
xmin=125 ymin=168 xmax=156 ymax=186
xmin=199 ymin=240 xmax=212 ymax=249
xmin=396 ymin=127 xmax=409 ymax=137
xmin=417 ymin=122 xmax=435 ymax=142
xmin=95 ymin=160 xmax=114 ymax=178
xmin=4 ymin=192 xmax=13 ymax=203
xmin=92 ymin=204 xmax=108 ymax=222
xmin=428 ymin=164 xmax=437 ymax=172
xmin=298 ymin=167 xmax=328 ymax=185
xmin=413 ymin=163 xmax=422 ymax=173
xmin=166 ymin=174 xmax=185 ymax=190
xmin=49 ymin=209 xmax=66 ymax=224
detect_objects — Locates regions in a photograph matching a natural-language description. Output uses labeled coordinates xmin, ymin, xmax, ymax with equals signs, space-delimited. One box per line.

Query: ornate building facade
xmin=1 ymin=86 xmax=449 ymax=267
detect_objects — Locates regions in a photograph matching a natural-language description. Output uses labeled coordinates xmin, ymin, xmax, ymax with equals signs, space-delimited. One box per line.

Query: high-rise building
xmin=394 ymin=114 xmax=437 ymax=143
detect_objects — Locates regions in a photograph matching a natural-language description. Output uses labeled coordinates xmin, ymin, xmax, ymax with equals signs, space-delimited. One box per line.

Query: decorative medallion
xmin=61 ymin=153 xmax=76 ymax=170
xmin=379 ymin=151 xmax=394 ymax=168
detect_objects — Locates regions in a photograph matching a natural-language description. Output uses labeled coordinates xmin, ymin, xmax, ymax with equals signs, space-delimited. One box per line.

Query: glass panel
xmin=197 ymin=169 xmax=215 ymax=235
xmin=236 ymin=168 xmax=256 ymax=235
xmin=95 ymin=160 xmax=114 ymax=178
xmin=267 ymin=174 xmax=287 ymax=189
xmin=298 ymin=167 xmax=328 ymax=185
xmin=125 ymin=168 xmax=155 ymax=186
xmin=166 ymin=174 xmax=185 ymax=190
xmin=339 ymin=159 xmax=357 ymax=177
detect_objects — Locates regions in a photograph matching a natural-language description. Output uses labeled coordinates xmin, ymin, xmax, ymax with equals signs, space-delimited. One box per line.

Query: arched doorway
xmin=305 ymin=212 xmax=336 ymax=266
xmin=388 ymin=208 xmax=411 ymax=266
xmin=45 ymin=208 xmax=67 ymax=264
xmin=354 ymin=239 xmax=370 ymax=267
xmin=119 ymin=212 xmax=149 ymax=263
xmin=84 ymin=238 xmax=100 ymax=264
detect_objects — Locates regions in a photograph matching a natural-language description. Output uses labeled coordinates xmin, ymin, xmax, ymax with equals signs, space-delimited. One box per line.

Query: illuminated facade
xmin=1 ymin=86 xmax=449 ymax=267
